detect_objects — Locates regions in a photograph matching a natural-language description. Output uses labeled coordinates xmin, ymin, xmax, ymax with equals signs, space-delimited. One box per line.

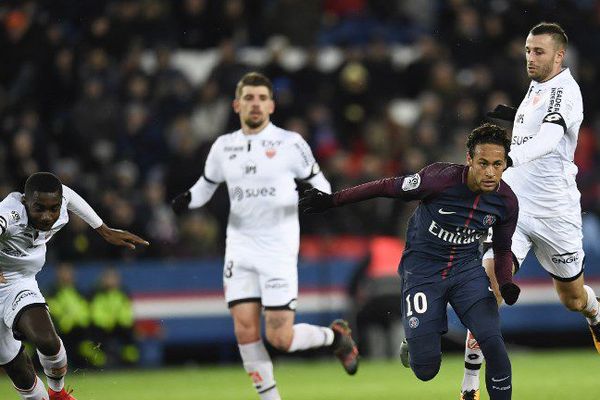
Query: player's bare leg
xmin=2 ymin=348 xmax=48 ymax=400
xmin=232 ymin=302 xmax=281 ymax=400
xmin=553 ymin=276 xmax=600 ymax=353
xmin=16 ymin=306 xmax=76 ymax=400
xmin=461 ymin=258 xmax=504 ymax=400
xmin=264 ymin=309 xmax=358 ymax=375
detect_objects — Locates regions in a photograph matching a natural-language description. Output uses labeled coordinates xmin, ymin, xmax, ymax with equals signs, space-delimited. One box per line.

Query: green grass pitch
xmin=0 ymin=349 xmax=596 ymax=399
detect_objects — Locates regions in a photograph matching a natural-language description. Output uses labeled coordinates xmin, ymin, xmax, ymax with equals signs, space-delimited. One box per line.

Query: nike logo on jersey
xmin=491 ymin=376 xmax=510 ymax=382
xmin=438 ymin=208 xmax=456 ymax=215
xmin=488 ymin=286 xmax=493 ymax=292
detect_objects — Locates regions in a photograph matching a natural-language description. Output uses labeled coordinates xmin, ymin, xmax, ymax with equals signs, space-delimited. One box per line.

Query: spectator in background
xmin=46 ymin=263 xmax=91 ymax=368
xmin=89 ymin=267 xmax=139 ymax=368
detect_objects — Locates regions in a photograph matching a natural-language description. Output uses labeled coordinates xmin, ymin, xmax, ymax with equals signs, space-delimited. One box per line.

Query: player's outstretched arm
xmin=95 ymin=224 xmax=150 ymax=250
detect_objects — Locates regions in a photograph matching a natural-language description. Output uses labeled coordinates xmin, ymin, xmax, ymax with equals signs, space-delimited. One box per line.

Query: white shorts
xmin=0 ymin=277 xmax=47 ymax=364
xmin=483 ymin=213 xmax=584 ymax=281
xmin=223 ymin=249 xmax=298 ymax=310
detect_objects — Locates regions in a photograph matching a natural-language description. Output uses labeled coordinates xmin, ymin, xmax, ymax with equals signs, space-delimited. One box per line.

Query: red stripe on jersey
xmin=464 ymin=194 xmax=481 ymax=227
xmin=442 ymin=194 xmax=481 ymax=278
xmin=442 ymin=247 xmax=455 ymax=279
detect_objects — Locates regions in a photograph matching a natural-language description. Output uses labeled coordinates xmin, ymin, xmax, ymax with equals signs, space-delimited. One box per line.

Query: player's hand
xmin=96 ymin=224 xmax=150 ymax=250
xmin=500 ymin=282 xmax=520 ymax=305
xmin=171 ymin=191 xmax=191 ymax=215
xmin=486 ymin=104 xmax=517 ymax=122
xmin=299 ymin=188 xmax=334 ymax=214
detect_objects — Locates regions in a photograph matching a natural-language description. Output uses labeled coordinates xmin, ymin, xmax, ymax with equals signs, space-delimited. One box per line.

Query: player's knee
xmin=411 ymin=360 xmax=441 ymax=381
xmin=32 ymin=330 xmax=61 ymax=356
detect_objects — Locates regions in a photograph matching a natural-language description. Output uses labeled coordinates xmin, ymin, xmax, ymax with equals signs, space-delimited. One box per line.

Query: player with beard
xmin=171 ymin=72 xmax=359 ymax=400
xmin=457 ymin=22 xmax=600 ymax=400
xmin=300 ymin=123 xmax=520 ymax=400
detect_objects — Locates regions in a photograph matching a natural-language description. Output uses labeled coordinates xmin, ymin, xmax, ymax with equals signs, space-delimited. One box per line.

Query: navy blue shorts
xmin=401 ymin=266 xmax=495 ymax=339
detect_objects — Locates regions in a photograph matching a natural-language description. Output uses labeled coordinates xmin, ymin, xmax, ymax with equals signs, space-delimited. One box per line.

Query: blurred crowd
xmin=2 ymin=0 xmax=600 ymax=263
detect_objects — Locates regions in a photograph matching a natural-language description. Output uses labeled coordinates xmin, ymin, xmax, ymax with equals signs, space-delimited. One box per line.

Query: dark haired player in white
xmin=0 ymin=172 xmax=148 ymax=400
xmin=459 ymin=22 xmax=600 ymax=400
xmin=301 ymin=123 xmax=519 ymax=400
xmin=171 ymin=72 xmax=359 ymax=400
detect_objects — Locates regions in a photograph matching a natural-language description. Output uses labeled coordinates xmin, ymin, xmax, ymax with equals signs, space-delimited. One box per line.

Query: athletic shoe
xmin=460 ymin=389 xmax=480 ymax=400
xmin=399 ymin=338 xmax=410 ymax=368
xmin=49 ymin=387 xmax=77 ymax=400
xmin=330 ymin=319 xmax=359 ymax=375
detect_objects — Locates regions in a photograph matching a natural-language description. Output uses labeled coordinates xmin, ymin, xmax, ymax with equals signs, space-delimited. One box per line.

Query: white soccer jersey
xmin=503 ymin=68 xmax=584 ymax=217
xmin=0 ymin=185 xmax=102 ymax=280
xmin=189 ymin=123 xmax=330 ymax=258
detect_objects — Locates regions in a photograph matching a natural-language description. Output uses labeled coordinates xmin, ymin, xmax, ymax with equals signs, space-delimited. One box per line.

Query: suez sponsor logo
xmin=511 ymin=135 xmax=534 ymax=146
xmin=231 ymin=186 xmax=276 ymax=201
xmin=551 ymin=251 xmax=580 ymax=265
xmin=12 ymin=290 xmax=40 ymax=311
xmin=427 ymin=221 xmax=483 ymax=245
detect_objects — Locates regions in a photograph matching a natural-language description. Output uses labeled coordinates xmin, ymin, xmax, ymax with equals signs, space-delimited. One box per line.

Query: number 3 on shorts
xmin=405 ymin=292 xmax=428 ymax=317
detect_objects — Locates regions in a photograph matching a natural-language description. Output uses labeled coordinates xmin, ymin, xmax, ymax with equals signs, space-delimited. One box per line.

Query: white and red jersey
xmin=503 ymin=68 xmax=584 ymax=217
xmin=188 ymin=123 xmax=331 ymax=259
xmin=0 ymin=185 xmax=102 ymax=280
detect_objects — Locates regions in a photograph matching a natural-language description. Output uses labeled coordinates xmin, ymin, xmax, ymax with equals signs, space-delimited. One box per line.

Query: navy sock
xmin=479 ymin=335 xmax=512 ymax=400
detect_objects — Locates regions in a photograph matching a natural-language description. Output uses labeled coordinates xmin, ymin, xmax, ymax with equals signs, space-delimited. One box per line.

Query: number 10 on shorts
xmin=405 ymin=292 xmax=428 ymax=316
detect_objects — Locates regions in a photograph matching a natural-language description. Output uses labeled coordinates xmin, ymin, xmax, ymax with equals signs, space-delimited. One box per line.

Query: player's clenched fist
xmin=500 ymin=282 xmax=521 ymax=305
xmin=299 ymin=188 xmax=334 ymax=214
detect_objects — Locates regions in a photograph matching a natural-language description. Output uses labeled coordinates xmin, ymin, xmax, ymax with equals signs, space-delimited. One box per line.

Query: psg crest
xmin=483 ymin=214 xmax=496 ymax=226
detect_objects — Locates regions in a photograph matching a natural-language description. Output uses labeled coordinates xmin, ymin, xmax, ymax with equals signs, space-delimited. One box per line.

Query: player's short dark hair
xmin=466 ymin=123 xmax=511 ymax=159
xmin=530 ymin=22 xmax=568 ymax=49
xmin=235 ymin=72 xmax=273 ymax=99
xmin=24 ymin=172 xmax=63 ymax=197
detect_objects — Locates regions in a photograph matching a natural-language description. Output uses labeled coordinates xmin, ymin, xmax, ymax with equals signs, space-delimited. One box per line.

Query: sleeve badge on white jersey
xmin=10 ymin=210 xmax=20 ymax=223
xmin=402 ymin=173 xmax=421 ymax=191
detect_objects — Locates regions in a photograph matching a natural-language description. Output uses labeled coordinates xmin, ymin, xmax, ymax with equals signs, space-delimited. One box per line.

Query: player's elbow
xmin=411 ymin=361 xmax=441 ymax=381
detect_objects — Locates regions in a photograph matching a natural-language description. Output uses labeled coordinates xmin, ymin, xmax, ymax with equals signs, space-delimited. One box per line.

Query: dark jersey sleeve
xmin=491 ymin=186 xmax=519 ymax=287
xmin=332 ymin=163 xmax=459 ymax=206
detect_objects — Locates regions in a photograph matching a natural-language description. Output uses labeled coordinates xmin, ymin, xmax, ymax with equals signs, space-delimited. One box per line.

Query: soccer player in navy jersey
xmin=300 ymin=123 xmax=519 ymax=400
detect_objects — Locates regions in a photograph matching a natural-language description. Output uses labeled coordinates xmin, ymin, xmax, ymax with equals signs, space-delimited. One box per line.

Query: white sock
xmin=287 ymin=324 xmax=334 ymax=352
xmin=583 ymin=285 xmax=600 ymax=325
xmin=15 ymin=375 xmax=48 ymax=400
xmin=37 ymin=339 xmax=67 ymax=392
xmin=239 ymin=340 xmax=280 ymax=400
xmin=461 ymin=330 xmax=483 ymax=392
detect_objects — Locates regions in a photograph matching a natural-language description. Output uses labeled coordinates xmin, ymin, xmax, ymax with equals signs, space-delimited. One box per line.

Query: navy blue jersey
xmin=333 ymin=163 xmax=518 ymax=287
